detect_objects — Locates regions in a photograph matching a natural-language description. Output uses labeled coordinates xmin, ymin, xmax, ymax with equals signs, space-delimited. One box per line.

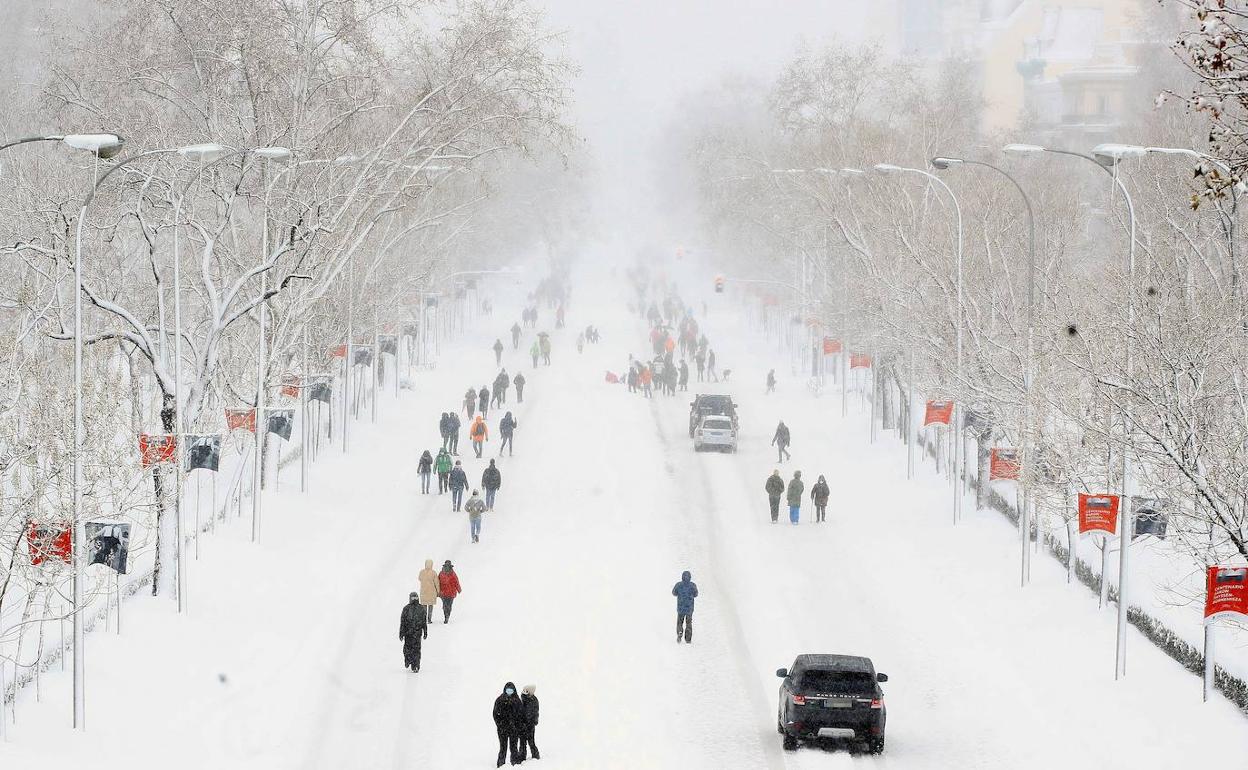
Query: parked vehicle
xmin=688 ymin=394 xmax=738 ymax=437
xmin=693 ymin=415 xmax=737 ymax=452
xmin=776 ymin=654 xmax=888 ymax=754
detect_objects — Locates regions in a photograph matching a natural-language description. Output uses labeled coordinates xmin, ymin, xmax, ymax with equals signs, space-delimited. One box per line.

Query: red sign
xmin=924 ymin=400 xmax=954 ymax=426
xmin=1078 ymin=493 xmax=1120 ymax=535
xmin=27 ymin=522 xmax=72 ymax=565
xmin=1205 ymin=566 xmax=1248 ymax=621
xmin=225 ymin=408 xmax=256 ymax=433
xmin=138 ymin=434 xmax=177 ymax=467
xmin=330 ymin=344 xmax=347 ymax=358
xmin=849 ymin=353 xmax=871 ymax=369
xmin=280 ymin=374 xmax=301 ymax=399
xmin=989 ymin=448 xmax=1020 ymax=481
xmin=823 ymin=338 xmax=843 ymax=355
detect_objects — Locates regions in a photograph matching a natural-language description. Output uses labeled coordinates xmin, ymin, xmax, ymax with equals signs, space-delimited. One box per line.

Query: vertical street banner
xmin=850 ymin=353 xmax=872 ymax=369
xmin=266 ymin=408 xmax=295 ymax=441
xmin=329 ymin=344 xmax=347 ymax=358
xmin=351 ymin=345 xmax=374 ymax=366
xmin=988 ymin=448 xmax=1020 ymax=481
xmin=186 ymin=434 xmax=222 ymax=472
xmin=924 ymin=400 xmax=954 ymax=426
xmin=822 ymin=337 xmax=843 ymax=355
xmin=280 ymin=374 xmax=301 ymax=399
xmin=27 ymin=522 xmax=72 ymax=565
xmin=225 ymin=408 xmax=257 ymax=433
xmin=1131 ymin=497 xmax=1169 ymax=540
xmin=379 ymin=334 xmax=398 ymax=355
xmin=138 ymin=433 xmax=178 ymax=467
xmin=85 ymin=521 xmax=132 ymax=574
xmin=1205 ymin=566 xmax=1248 ymax=622
xmin=308 ymin=376 xmax=333 ymax=404
xmin=1078 ymin=493 xmax=1120 ymax=536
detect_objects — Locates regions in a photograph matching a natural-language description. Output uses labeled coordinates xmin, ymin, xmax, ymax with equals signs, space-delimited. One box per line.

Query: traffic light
xmin=714 ymin=275 xmax=725 ymax=293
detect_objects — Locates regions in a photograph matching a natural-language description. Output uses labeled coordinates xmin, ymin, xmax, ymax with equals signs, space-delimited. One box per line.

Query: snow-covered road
xmin=4 ymin=255 xmax=1248 ymax=769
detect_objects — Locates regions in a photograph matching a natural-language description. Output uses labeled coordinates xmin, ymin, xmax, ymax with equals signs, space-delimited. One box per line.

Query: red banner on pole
xmin=822 ymin=337 xmax=843 ymax=355
xmin=849 ymin=353 xmax=872 ymax=369
xmin=27 ymin=521 xmax=72 ymax=565
xmin=989 ymin=448 xmax=1020 ymax=481
xmin=138 ymin=433 xmax=177 ymax=468
xmin=225 ymin=408 xmax=256 ymax=433
xmin=1205 ymin=566 xmax=1248 ymax=621
xmin=280 ymin=374 xmax=301 ymax=399
xmin=924 ymin=400 xmax=954 ymax=426
xmin=329 ymin=344 xmax=347 ymax=358
xmin=1077 ymin=493 xmax=1120 ymax=536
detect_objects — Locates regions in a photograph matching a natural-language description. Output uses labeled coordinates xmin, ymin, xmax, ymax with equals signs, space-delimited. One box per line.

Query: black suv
xmin=776 ymin=654 xmax=888 ymax=754
xmin=688 ymin=394 xmax=738 ymax=437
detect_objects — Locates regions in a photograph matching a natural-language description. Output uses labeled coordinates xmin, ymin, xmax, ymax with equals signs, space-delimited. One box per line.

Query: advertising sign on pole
xmin=849 ymin=353 xmax=872 ymax=369
xmin=822 ymin=337 xmax=842 ymax=355
xmin=924 ymin=400 xmax=954 ymax=426
xmin=1078 ymin=493 xmax=1120 ymax=536
xmin=225 ymin=408 xmax=257 ymax=433
xmin=989 ymin=448 xmax=1020 ymax=481
xmin=1205 ymin=566 xmax=1248 ymax=622
xmin=138 ymin=433 xmax=177 ymax=467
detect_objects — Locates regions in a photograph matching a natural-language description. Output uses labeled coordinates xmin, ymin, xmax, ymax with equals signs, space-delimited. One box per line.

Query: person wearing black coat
xmin=448 ymin=412 xmax=462 ymax=455
xmin=772 ymin=421 xmax=791 ymax=463
xmin=765 ymin=470 xmax=785 ymax=523
xmin=518 ymin=685 xmax=540 ymax=761
xmin=482 ymin=460 xmax=502 ymax=511
xmin=493 ymin=682 xmax=524 ymax=767
xmin=449 ymin=461 xmax=469 ymax=511
xmin=514 ymin=373 xmax=526 ymax=403
xmin=493 ymin=370 xmax=510 ymax=407
xmin=417 ymin=450 xmax=433 ymax=494
xmin=398 ymin=592 xmax=428 ymax=672
xmin=439 ymin=412 xmax=452 ymax=451
xmin=499 ymin=412 xmax=517 ymax=456
xmin=678 ymin=360 xmax=689 ymax=391
xmin=811 ymin=475 xmax=831 ymax=522
xmin=479 ymin=386 xmax=491 ymax=419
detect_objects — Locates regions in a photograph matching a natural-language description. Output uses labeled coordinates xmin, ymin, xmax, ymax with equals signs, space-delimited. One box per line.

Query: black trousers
xmin=497 ymin=730 xmax=521 ymax=766
xmin=441 ymin=596 xmax=454 ymax=622
xmin=516 ymin=387 xmax=524 ymax=403
xmin=815 ymin=503 xmax=827 ymax=522
xmin=677 ymin=612 xmax=693 ymax=642
xmin=518 ymin=726 xmax=539 ymax=761
xmin=500 ymin=435 xmax=513 ymax=455
xmin=449 ymin=433 xmax=459 ymax=453
xmin=403 ymin=636 xmax=423 ymax=670
xmin=768 ymin=495 xmax=781 ymax=522
xmin=438 ymin=472 xmax=449 ymax=493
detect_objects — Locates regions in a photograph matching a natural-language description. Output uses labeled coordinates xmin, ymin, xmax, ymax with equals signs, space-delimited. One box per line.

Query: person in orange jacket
xmin=470 ymin=414 xmax=489 ymax=458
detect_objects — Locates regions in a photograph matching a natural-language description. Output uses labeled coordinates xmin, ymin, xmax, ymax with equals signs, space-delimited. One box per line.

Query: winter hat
xmin=794 ymin=470 xmax=802 ymax=478
xmin=455 ymin=460 xmax=462 ymax=466
xmin=443 ymin=560 xmax=453 ymax=569
xmin=409 ymin=591 xmax=419 ymax=600
xmin=522 ymin=684 xmax=536 ymax=695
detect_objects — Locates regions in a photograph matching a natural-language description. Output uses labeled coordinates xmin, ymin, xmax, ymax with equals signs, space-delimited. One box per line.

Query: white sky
xmin=534 ymin=0 xmax=880 ymax=236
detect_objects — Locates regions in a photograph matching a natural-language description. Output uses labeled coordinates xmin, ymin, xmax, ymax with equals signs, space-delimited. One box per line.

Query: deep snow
xmin=3 ymin=254 xmax=1248 ymax=769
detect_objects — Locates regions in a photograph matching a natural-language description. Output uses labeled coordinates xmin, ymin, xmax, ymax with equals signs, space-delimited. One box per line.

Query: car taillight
xmin=870 ymin=698 xmax=883 ymax=709
xmin=792 ymin=695 xmax=806 ymax=706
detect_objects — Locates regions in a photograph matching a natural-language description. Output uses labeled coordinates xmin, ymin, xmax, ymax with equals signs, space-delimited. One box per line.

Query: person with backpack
xmin=786 ymin=471 xmax=804 ymax=525
xmin=530 ymin=340 xmax=540 ymax=368
xmin=510 ymin=322 xmax=522 ymax=349
xmin=811 ymin=475 xmax=830 ymax=522
xmin=513 ymin=372 xmax=526 ymax=403
xmin=482 ymin=459 xmax=502 ymax=510
xmin=493 ymin=682 xmax=524 ymax=767
xmin=492 ymin=338 xmax=505 ymax=366
xmin=466 ymin=489 xmax=486 ymax=543
xmin=449 ymin=460 xmax=469 ymax=511
xmin=418 ymin=450 xmax=433 ymax=494
xmin=437 ymin=560 xmax=461 ymax=623
xmin=478 ymin=386 xmax=491 ymax=419
xmin=765 ymin=469 xmax=785 ymax=523
xmin=499 ymin=412 xmax=517 ymax=456
xmin=398 ymin=591 xmax=428 ymax=672
xmin=470 ymin=414 xmax=490 ymax=458
xmin=518 ymin=685 xmax=540 ymax=761
xmin=435 ymin=448 xmax=453 ymax=493
xmin=772 ymin=420 xmax=791 ymax=463
xmin=672 ymin=570 xmax=698 ymax=644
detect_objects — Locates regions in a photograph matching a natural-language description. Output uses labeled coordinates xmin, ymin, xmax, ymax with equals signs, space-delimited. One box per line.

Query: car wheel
xmin=867 ymin=735 xmax=885 ymax=755
xmin=782 ymin=734 xmax=798 ymax=752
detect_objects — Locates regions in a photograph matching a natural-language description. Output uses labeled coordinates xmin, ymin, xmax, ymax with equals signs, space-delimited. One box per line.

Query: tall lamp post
xmin=1004 ymin=142 xmax=1138 ymax=680
xmin=932 ymin=155 xmax=1037 ymax=585
xmin=0 ymin=130 xmax=122 ymax=732
xmin=873 ymin=163 xmax=965 ymax=524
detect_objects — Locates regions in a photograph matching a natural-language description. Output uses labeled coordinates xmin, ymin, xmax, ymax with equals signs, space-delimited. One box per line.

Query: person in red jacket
xmin=438 ymin=560 xmax=462 ymax=623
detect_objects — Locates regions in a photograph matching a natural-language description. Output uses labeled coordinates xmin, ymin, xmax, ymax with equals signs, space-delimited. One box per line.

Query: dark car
xmin=776 ymin=654 xmax=887 ymax=754
xmin=688 ymin=394 xmax=738 ymax=437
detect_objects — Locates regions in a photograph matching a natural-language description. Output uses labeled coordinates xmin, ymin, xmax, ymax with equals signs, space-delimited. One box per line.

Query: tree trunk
xmin=150 ymin=392 xmax=177 ymax=597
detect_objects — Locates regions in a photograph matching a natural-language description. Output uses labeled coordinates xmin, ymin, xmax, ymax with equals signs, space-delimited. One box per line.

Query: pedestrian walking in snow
xmin=418 ymin=450 xmax=434 ymax=494
xmin=514 ymin=373 xmax=526 ymax=403
xmin=466 ymin=490 xmax=486 ymax=542
xmin=464 ymin=388 xmax=477 ymax=419
xmin=772 ymin=420 xmax=791 ymax=463
xmin=576 ymin=332 xmax=584 ymax=354
xmin=786 ymin=471 xmax=804 ymax=525
xmin=449 ymin=412 xmax=462 ymax=455
xmin=811 ymin=475 xmax=830 ymax=522
xmin=626 ymin=365 xmax=638 ymax=393
xmin=436 ymin=448 xmax=453 ymax=493
xmin=499 ymin=411 xmax=517 ymax=456
xmin=418 ymin=559 xmax=439 ymax=624
xmin=493 ymin=338 xmax=505 ymax=366
xmin=707 ymin=349 xmax=718 ymax=382
xmin=399 ymin=592 xmax=428 ymax=672
xmin=439 ymin=412 xmax=453 ymax=451
xmin=470 ymin=414 xmax=489 ymax=458
xmin=511 ymin=322 xmax=522 ymax=349
xmin=529 ymin=340 xmax=540 ymax=368
xmin=493 ymin=370 xmax=510 ymax=406
xmin=438 ymin=560 xmax=461 ymax=623
xmin=678 ymin=360 xmax=689 ymax=391
xmin=539 ymin=334 xmax=552 ymax=365
xmin=766 ymin=369 xmax=776 ymax=394
xmin=493 ymin=682 xmax=524 ymax=767
xmin=695 ymin=350 xmax=705 ymax=381
xmin=482 ymin=459 xmax=502 ymax=510
xmin=479 ymin=386 xmax=491 ymax=419
xmin=449 ymin=460 xmax=468 ymax=510
xmin=672 ymin=570 xmax=698 ymax=644
xmin=765 ymin=469 xmax=785 ymax=523
xmin=518 ymin=685 xmax=540 ymax=761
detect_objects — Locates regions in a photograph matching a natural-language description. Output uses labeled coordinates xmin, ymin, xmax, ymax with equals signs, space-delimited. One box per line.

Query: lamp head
xmin=931 ymin=156 xmax=964 ymax=171
xmin=1091 ymin=143 xmax=1146 ymax=167
xmin=62 ymin=133 xmax=125 ymax=159
xmin=1003 ymin=143 xmax=1046 ymax=155
xmin=253 ymin=146 xmax=293 ymax=162
xmin=178 ymin=143 xmax=230 ymax=163
xmin=872 ymin=163 xmax=901 ymax=173
xmin=839 ymin=168 xmax=865 ymax=175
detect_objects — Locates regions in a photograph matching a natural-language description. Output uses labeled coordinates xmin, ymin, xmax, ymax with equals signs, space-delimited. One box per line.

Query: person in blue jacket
xmin=672 ymin=570 xmax=699 ymax=644
xmin=448 ymin=460 xmax=469 ymax=511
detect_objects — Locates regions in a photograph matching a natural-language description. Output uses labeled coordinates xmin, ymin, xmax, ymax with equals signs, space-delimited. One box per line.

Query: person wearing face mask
xmin=493 ymin=682 xmax=524 ymax=767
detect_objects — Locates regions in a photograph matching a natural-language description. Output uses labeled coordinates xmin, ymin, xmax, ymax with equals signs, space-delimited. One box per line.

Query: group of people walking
xmin=493 ymin=682 xmax=540 ymax=766
xmin=399 ymin=559 xmax=463 ymax=672
xmin=765 ymin=469 xmax=830 ymax=524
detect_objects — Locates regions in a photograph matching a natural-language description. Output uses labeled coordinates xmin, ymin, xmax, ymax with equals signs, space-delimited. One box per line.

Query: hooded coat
xmin=765 ymin=473 xmax=785 ymax=498
xmin=478 ymin=387 xmax=490 ymax=410
xmin=418 ymin=560 xmax=439 ymax=606
xmin=439 ymin=412 xmax=451 ymax=437
xmin=811 ymin=478 xmax=830 ymax=505
xmin=672 ymin=571 xmax=698 ymax=615
xmin=399 ymin=597 xmax=428 ymax=641
xmin=482 ymin=461 xmax=502 ymax=490
xmin=448 ymin=465 xmax=468 ymax=491
xmin=494 ymin=682 xmax=524 ymax=733
xmin=521 ymin=685 xmax=539 ymax=726
xmin=494 ymin=371 xmax=510 ymax=391
xmin=435 ymin=450 xmax=453 ymax=474
xmin=470 ymin=416 xmax=489 ymax=443
xmin=500 ymin=413 xmax=517 ymax=437
xmin=786 ymin=474 xmax=805 ymax=506
xmin=438 ymin=563 xmax=462 ymax=599
xmin=465 ymin=493 xmax=487 ymax=519
xmin=417 ymin=451 xmax=433 ymax=474
xmin=513 ymin=373 xmax=526 ymax=391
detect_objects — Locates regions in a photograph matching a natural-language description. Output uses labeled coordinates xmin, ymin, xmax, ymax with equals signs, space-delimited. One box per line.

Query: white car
xmin=694 ymin=415 xmax=737 ymax=452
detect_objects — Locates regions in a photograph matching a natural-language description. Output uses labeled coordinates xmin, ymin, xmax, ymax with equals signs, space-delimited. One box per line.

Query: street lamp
xmin=1003 ymin=141 xmax=1137 ymax=681
xmin=873 ymin=163 xmax=964 ymax=518
xmin=0 ymin=133 xmax=125 ymax=159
